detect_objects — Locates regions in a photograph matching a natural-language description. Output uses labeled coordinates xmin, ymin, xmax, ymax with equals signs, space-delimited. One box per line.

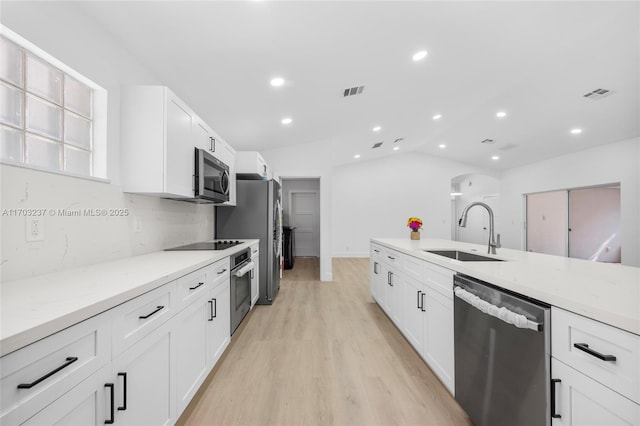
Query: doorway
xmin=281 ymin=178 xmax=321 ymax=278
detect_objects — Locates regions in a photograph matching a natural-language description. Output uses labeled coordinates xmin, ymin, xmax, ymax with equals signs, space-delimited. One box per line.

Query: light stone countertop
xmin=372 ymin=238 xmax=640 ymax=336
xmin=0 ymin=240 xmax=258 ymax=357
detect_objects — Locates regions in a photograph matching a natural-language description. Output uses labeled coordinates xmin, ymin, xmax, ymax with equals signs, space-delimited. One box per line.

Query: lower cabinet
xmin=371 ymin=243 xmax=455 ymax=394
xmin=207 ymin=280 xmax=231 ymax=367
xmin=21 ymin=365 xmax=111 ymax=426
xmin=111 ymin=319 xmax=174 ymax=426
xmin=551 ymin=358 xmax=640 ymax=425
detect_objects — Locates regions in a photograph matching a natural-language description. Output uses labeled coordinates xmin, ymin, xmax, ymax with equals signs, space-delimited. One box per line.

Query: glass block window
xmin=0 ymin=31 xmax=106 ymax=179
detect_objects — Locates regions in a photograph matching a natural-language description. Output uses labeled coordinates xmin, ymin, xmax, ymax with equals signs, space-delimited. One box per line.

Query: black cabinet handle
xmin=117 ymin=372 xmax=127 ymax=411
xmin=573 ymin=343 xmax=617 ymax=361
xmin=416 ymin=290 xmax=421 ymax=309
xmin=387 ymin=256 xmax=395 ymax=260
xmin=208 ymin=298 xmax=217 ymax=321
xmin=17 ymin=356 xmax=78 ymax=389
xmin=105 ymin=383 xmax=115 ymax=424
xmin=189 ymin=282 xmax=204 ymax=291
xmin=551 ymin=378 xmax=561 ymax=418
xmin=421 ymin=292 xmax=426 ymax=312
xmin=374 ymin=249 xmax=380 ymax=253
xmin=373 ymin=262 xmax=379 ymax=274
xmin=387 ymin=271 xmax=394 ymax=286
xmin=217 ymin=269 xmax=227 ymax=275
xmin=139 ymin=305 xmax=164 ymax=319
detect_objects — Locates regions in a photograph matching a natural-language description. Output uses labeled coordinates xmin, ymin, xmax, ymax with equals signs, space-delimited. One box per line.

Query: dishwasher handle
xmin=454 ymin=286 xmax=543 ymax=332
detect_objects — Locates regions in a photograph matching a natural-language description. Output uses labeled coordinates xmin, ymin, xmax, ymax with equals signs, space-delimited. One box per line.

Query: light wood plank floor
xmin=177 ymin=258 xmax=472 ymax=426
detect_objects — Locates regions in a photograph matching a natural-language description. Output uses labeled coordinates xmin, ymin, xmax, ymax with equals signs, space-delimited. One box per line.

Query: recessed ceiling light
xmin=372 ymin=126 xmax=381 ymax=132
xmin=491 ymin=155 xmax=500 ymax=160
xmin=432 ymin=114 xmax=442 ymax=120
xmin=412 ymin=50 xmax=428 ymax=61
xmin=281 ymin=117 xmax=292 ymax=125
xmin=354 ymin=154 xmax=361 ymax=159
xmin=270 ymin=77 xmax=284 ymax=87
xmin=438 ymin=143 xmax=446 ymax=149
xmin=570 ymin=128 xmax=583 ymax=135
xmin=496 ymin=111 xmax=507 ymax=118
xmin=393 ymin=146 xmax=400 ymax=151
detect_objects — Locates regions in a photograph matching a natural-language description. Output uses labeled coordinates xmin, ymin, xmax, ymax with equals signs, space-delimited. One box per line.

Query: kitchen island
xmin=372 ymin=238 xmax=639 ymax=335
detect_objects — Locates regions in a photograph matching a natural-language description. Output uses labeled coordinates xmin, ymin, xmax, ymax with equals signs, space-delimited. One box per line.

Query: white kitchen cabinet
xmin=216 ymin=137 xmax=237 ymax=207
xmin=401 ymin=276 xmax=425 ymax=352
xmin=0 ymin=311 xmax=111 ymax=425
xmin=206 ymin=278 xmax=231 ymax=367
xmin=422 ymin=284 xmax=455 ymax=393
xmin=236 ymin=151 xmax=271 ymax=180
xmin=551 ymin=358 xmax=640 ymax=425
xmin=250 ymin=243 xmax=260 ymax=307
xmin=121 ymin=86 xmax=195 ymax=199
xmin=111 ymin=319 xmax=175 ymax=426
xmin=21 ymin=364 xmax=111 ymax=426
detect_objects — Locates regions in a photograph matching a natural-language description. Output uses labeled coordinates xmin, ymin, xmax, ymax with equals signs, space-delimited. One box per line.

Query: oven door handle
xmin=234 ymin=261 xmax=255 ymax=278
xmin=454 ymin=286 xmax=543 ymax=332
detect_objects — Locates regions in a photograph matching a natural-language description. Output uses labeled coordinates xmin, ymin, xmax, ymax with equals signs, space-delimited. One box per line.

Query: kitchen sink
xmin=423 ymin=250 xmax=504 ymax=262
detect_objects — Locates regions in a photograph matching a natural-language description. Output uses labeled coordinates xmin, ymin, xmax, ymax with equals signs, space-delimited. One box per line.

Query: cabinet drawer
xmin=0 ymin=313 xmax=110 ymax=425
xmin=552 ymin=307 xmax=640 ymax=404
xmin=209 ymin=258 xmax=230 ymax=290
xmin=371 ymin=244 xmax=383 ymax=261
xmin=111 ymin=282 xmax=175 ymax=356
xmin=382 ymin=248 xmax=402 ymax=268
xmin=176 ymin=267 xmax=208 ymax=310
xmin=403 ymin=255 xmax=425 ymax=281
xmin=424 ymin=262 xmax=454 ymax=299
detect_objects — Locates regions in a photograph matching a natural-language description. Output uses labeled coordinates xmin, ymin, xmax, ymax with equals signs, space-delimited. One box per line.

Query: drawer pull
xmin=117 ymin=372 xmax=127 ymax=411
xmin=189 ymin=282 xmax=205 ymax=291
xmin=573 ymin=343 xmax=617 ymax=361
xmin=421 ymin=292 xmax=426 ymax=312
xmin=551 ymin=378 xmax=561 ymax=418
xmin=387 ymin=256 xmax=395 ymax=260
xmin=217 ymin=268 xmax=227 ymax=275
xmin=138 ymin=305 xmax=164 ymax=319
xmin=105 ymin=383 xmax=115 ymax=424
xmin=17 ymin=356 xmax=78 ymax=389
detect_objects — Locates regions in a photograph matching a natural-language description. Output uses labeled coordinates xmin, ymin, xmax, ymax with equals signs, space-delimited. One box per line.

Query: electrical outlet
xmin=26 ymin=217 xmax=45 ymax=242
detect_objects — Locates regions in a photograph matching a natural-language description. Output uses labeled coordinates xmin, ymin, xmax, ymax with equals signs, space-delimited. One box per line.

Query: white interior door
xmin=290 ymin=191 xmax=319 ymax=257
xmin=526 ymin=190 xmax=567 ymax=256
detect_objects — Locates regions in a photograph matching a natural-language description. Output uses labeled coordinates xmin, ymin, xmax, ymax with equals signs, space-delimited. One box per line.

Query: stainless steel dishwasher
xmin=454 ymin=273 xmax=551 ymax=426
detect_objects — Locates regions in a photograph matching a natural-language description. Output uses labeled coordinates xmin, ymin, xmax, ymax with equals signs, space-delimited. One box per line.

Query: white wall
xmin=331 ymin=152 xmax=491 ymax=257
xmin=499 ymin=137 xmax=640 ymax=266
xmin=0 ymin=3 xmax=215 ymax=282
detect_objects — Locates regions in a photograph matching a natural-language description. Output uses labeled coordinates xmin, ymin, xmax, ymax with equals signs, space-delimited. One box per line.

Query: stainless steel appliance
xmin=193 ymin=148 xmax=230 ymax=203
xmin=216 ymin=179 xmax=282 ymax=305
xmin=454 ymin=273 xmax=551 ymax=426
xmin=230 ymin=248 xmax=253 ymax=335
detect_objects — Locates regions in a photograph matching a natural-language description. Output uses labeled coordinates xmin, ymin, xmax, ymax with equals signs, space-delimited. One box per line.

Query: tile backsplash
xmin=1 ymin=164 xmax=214 ymax=282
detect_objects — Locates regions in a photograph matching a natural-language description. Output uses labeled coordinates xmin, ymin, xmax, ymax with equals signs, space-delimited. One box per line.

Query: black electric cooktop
xmin=166 ymin=240 xmax=242 ymax=251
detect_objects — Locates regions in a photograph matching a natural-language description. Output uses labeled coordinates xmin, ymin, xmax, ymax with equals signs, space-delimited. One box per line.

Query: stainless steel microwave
xmin=194 ymin=148 xmax=230 ymax=203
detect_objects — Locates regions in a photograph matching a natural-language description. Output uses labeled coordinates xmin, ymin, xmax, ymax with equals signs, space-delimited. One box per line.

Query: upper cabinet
xmin=236 ymin=151 xmax=272 ymax=181
xmin=120 ymin=86 xmax=236 ymax=205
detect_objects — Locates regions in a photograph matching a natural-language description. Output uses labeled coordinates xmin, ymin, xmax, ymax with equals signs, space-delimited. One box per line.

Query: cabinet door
xmin=174 ymin=297 xmax=209 ymax=416
xmin=384 ymin=265 xmax=402 ymax=326
xmin=112 ymin=320 xmax=174 ymax=426
xmin=250 ymin=247 xmax=260 ymax=307
xmin=165 ymin=94 xmax=194 ymax=197
xmin=423 ymin=288 xmax=455 ymax=393
xmin=370 ymin=259 xmax=385 ymax=304
xmin=401 ymin=277 xmax=425 ymax=353
xmin=21 ymin=365 xmax=110 ymax=426
xmin=207 ymin=280 xmax=231 ymax=368
xmin=193 ymin=118 xmax=214 ymax=153
xmin=552 ymin=358 xmax=640 ymax=425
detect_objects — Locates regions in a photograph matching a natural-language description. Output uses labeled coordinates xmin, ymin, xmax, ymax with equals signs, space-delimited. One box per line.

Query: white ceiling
xmin=75 ymin=1 xmax=638 ymax=169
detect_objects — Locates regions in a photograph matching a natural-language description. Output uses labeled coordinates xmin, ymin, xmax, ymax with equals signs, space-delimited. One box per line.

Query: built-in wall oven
xmin=454 ymin=273 xmax=551 ymax=426
xmin=230 ymin=248 xmax=254 ymax=335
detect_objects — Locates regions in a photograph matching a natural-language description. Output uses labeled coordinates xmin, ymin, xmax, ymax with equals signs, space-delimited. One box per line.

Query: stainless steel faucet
xmin=458 ymin=202 xmax=501 ymax=254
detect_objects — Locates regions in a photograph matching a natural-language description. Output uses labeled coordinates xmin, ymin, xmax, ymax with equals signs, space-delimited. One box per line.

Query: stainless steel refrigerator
xmin=216 ymin=179 xmax=282 ymax=305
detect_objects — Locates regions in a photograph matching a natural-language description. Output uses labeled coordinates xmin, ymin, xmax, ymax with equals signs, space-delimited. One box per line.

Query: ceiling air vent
xmin=481 ymin=138 xmax=495 ymax=144
xmin=343 ymin=85 xmax=365 ymax=97
xmin=372 ymin=142 xmax=383 ymax=149
xmin=583 ymin=88 xmax=611 ymax=100
xmin=393 ymin=138 xmax=404 ymax=144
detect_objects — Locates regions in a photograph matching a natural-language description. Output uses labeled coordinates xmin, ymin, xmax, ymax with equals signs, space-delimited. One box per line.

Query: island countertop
xmin=372 ymin=238 xmax=640 ymax=336
xmin=0 ymin=240 xmax=258 ymax=357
